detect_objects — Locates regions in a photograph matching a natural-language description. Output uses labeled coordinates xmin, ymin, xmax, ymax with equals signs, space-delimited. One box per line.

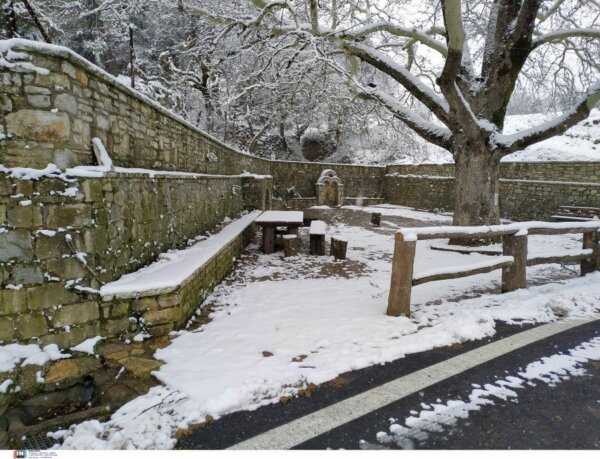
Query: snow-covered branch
xmin=342 ymin=41 xmax=450 ymax=122
xmin=533 ymin=28 xmax=600 ymax=48
xmin=336 ymin=22 xmax=448 ymax=56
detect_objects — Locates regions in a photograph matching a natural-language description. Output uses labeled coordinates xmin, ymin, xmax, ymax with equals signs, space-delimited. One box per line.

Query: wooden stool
xmin=330 ymin=237 xmax=348 ymax=260
xmin=283 ymin=234 xmax=299 ymax=257
xmin=309 ymin=220 xmax=327 ymax=255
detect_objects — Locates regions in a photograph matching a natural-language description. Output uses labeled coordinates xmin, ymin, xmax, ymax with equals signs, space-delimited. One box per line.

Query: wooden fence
xmin=387 ymin=222 xmax=600 ymax=317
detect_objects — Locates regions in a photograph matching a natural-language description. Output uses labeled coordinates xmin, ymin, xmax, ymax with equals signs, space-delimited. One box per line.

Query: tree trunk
xmin=451 ymin=146 xmax=501 ymax=244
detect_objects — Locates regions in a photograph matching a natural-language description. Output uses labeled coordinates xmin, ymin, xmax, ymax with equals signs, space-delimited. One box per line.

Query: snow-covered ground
xmin=51 ymin=206 xmax=600 ymax=449
xmin=391 ymin=109 xmax=600 ymax=164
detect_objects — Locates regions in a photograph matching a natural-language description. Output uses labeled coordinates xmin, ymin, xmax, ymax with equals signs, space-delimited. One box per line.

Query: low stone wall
xmin=384 ymin=174 xmax=600 ymax=220
xmin=0 ymin=170 xmax=263 ymax=348
xmin=387 ymin=162 xmax=600 ymax=183
xmin=269 ymin=160 xmax=385 ymax=202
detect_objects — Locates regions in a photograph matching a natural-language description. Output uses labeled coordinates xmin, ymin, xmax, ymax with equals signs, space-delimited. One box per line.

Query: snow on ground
xmin=367 ymin=336 xmax=600 ymax=449
xmin=341 ymin=204 xmax=452 ymax=223
xmin=394 ymin=109 xmax=600 ymax=164
xmin=52 ymin=207 xmax=600 ymax=449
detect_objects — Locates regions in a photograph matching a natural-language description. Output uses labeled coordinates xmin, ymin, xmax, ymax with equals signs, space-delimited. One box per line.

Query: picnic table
xmin=255 ymin=211 xmax=304 ymax=254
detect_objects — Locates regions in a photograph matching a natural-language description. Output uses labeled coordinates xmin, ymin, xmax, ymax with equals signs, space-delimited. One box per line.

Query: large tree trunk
xmin=452 ymin=146 xmax=501 ymax=230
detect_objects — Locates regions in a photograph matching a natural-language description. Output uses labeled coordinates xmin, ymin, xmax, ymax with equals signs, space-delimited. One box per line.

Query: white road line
xmin=228 ymin=318 xmax=597 ymax=450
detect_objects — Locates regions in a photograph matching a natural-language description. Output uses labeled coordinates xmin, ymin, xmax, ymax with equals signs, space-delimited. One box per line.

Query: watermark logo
xmin=13 ymin=451 xmax=27 ymax=459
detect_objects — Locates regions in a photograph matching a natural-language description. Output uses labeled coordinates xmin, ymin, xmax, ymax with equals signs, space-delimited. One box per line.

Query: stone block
xmin=143 ymin=307 xmax=183 ymax=325
xmin=120 ymin=357 xmax=162 ymax=377
xmin=101 ymin=318 xmax=129 ymax=337
xmin=132 ymin=297 xmax=159 ymax=312
xmin=0 ymin=288 xmax=27 ymax=315
xmin=26 ymin=283 xmax=81 ymax=310
xmin=61 ymin=61 xmax=77 ymax=79
xmin=81 ymin=179 xmax=103 ymax=202
xmin=10 ymin=263 xmax=44 ymax=285
xmin=0 ymin=230 xmax=33 ymax=262
xmin=27 ymin=94 xmax=51 ymax=108
xmin=44 ymin=359 xmax=78 ymax=384
xmin=0 ymin=318 xmax=15 ymax=342
xmin=50 ymin=301 xmax=100 ymax=327
xmin=43 ymin=258 xmax=87 ymax=279
xmin=35 ymin=232 xmax=70 ymax=260
xmin=5 ymin=110 xmax=70 ymax=142
xmin=0 ymin=95 xmax=12 ymax=112
xmin=54 ymin=93 xmax=78 ymax=115
xmin=6 ymin=205 xmax=32 ymax=228
xmin=17 ymin=312 xmax=48 ymax=339
xmin=44 ymin=203 xmax=92 ymax=228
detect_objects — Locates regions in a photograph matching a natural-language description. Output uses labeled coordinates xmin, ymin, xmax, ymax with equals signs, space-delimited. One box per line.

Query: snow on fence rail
xmin=387 ymin=221 xmax=600 ymax=317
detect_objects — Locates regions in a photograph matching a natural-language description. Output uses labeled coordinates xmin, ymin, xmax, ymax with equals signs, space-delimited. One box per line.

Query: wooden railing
xmin=387 ymin=221 xmax=600 ymax=317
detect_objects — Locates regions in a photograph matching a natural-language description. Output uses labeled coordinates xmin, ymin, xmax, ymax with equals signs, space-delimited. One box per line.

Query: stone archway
xmin=315 ymin=169 xmax=344 ymax=207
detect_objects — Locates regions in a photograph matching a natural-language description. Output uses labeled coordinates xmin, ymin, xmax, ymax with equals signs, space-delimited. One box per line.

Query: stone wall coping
xmin=388 ymin=160 xmax=600 ymax=167
xmin=273 ymin=159 xmax=386 ymax=170
xmin=100 ymin=210 xmax=261 ymax=300
xmin=386 ymin=174 xmax=600 ymax=187
xmin=65 ymin=165 xmax=272 ymax=181
xmin=499 ymin=178 xmax=600 ymax=187
xmin=0 ymin=164 xmax=272 ymax=182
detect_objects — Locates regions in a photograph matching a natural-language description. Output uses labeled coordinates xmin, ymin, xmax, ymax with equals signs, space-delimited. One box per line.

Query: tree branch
xmin=337 ymin=22 xmax=448 ymax=56
xmin=533 ymin=28 xmax=600 ymax=48
xmin=341 ymin=41 xmax=449 ymax=122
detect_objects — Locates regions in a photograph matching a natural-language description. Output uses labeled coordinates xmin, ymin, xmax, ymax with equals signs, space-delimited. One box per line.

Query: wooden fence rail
xmin=387 ymin=222 xmax=600 ymax=317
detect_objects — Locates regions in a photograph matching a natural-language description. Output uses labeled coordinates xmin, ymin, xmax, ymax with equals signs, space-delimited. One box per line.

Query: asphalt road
xmin=176 ymin=319 xmax=600 ymax=450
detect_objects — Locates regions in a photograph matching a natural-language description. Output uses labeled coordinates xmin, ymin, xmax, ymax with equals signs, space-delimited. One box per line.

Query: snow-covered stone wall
xmin=387 ymin=162 xmax=600 ymax=184
xmin=0 ymin=170 xmax=252 ymax=347
xmin=0 ymin=40 xmax=270 ymax=175
xmin=269 ymin=160 xmax=385 ymax=202
xmin=384 ymin=174 xmax=600 ymax=220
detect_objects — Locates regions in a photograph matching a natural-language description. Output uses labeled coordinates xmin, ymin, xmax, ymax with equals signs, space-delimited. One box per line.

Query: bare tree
xmin=180 ymin=0 xmax=600 ymax=227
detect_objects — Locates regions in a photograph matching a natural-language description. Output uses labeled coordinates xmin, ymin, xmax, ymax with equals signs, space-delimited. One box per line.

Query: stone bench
xmin=99 ymin=210 xmax=260 ymax=336
xmin=309 ymin=220 xmax=327 ymax=255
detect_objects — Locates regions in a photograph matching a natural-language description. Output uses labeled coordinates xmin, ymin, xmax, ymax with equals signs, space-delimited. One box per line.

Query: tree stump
xmin=371 ymin=212 xmax=382 ymax=226
xmin=330 ymin=237 xmax=348 ymax=260
xmin=283 ymin=235 xmax=299 ymax=257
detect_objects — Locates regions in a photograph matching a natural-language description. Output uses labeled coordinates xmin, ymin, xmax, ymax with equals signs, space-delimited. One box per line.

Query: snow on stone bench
xmin=100 ymin=210 xmax=261 ymax=300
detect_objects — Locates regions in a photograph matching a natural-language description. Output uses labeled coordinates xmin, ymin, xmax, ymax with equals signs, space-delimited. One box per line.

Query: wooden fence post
xmin=387 ymin=233 xmax=416 ymax=317
xmin=581 ymin=231 xmax=600 ymax=275
xmin=502 ymin=232 xmax=528 ymax=292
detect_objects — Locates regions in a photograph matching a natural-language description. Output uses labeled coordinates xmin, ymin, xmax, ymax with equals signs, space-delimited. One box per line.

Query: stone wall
xmin=387 ymin=162 xmax=600 ymax=183
xmin=384 ymin=174 xmax=600 ymax=220
xmin=0 ymin=170 xmax=251 ymax=347
xmin=0 ymin=40 xmax=269 ymax=175
xmin=269 ymin=160 xmax=385 ymax=201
